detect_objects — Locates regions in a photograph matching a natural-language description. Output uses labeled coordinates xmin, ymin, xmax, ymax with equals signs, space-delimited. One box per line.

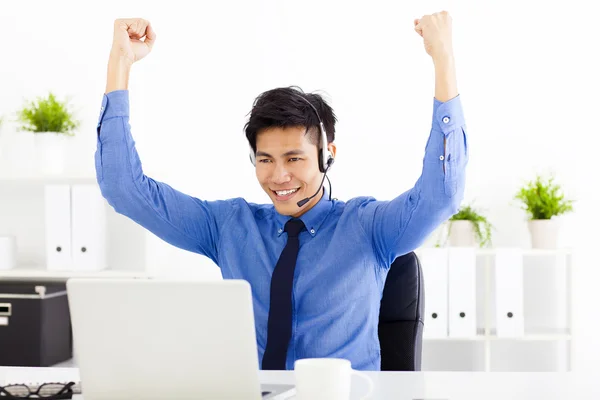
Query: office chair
xmin=378 ymin=251 xmax=425 ymax=371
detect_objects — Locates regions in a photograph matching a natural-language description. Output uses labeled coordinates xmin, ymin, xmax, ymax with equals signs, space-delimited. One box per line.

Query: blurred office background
xmin=0 ymin=0 xmax=598 ymax=372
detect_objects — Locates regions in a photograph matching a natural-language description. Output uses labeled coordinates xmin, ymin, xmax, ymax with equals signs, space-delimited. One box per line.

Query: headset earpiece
xmin=327 ymin=153 xmax=334 ymax=167
xmin=249 ymin=144 xmax=256 ymax=166
xmin=318 ymin=121 xmax=331 ymax=173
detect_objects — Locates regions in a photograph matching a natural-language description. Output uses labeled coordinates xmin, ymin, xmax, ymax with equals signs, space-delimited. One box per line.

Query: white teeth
xmin=276 ymin=188 xmax=298 ymax=196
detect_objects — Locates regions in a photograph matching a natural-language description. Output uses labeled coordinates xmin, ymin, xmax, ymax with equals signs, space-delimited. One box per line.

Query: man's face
xmin=255 ymin=126 xmax=334 ymax=217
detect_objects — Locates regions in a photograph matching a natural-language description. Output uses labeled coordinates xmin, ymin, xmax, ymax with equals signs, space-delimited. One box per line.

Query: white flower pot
xmin=34 ymin=132 xmax=69 ymax=175
xmin=528 ymin=219 xmax=559 ymax=249
xmin=0 ymin=236 xmax=16 ymax=270
xmin=449 ymin=220 xmax=477 ymax=247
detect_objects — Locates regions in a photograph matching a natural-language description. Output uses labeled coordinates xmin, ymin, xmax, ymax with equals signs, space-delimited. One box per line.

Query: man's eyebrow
xmin=283 ymin=149 xmax=306 ymax=156
xmin=255 ymin=149 xmax=306 ymax=158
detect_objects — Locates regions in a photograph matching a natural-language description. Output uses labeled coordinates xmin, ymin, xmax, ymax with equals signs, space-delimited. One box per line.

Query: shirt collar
xmin=275 ymin=187 xmax=333 ymax=237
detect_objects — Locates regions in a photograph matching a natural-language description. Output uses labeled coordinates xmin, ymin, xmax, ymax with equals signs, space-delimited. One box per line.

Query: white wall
xmin=0 ymin=0 xmax=598 ymax=369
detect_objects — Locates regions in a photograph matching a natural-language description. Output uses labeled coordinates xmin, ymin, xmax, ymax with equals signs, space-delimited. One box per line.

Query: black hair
xmin=244 ymin=86 xmax=337 ymax=154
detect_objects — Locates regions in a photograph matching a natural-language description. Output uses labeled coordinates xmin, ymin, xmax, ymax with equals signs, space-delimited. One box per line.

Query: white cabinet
xmin=417 ymin=248 xmax=573 ymax=372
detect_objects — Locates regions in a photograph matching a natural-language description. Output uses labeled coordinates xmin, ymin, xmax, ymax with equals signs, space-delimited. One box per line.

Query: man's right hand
xmin=110 ymin=18 xmax=156 ymax=65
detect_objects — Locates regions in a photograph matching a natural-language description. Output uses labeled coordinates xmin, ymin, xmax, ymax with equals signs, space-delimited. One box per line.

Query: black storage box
xmin=0 ymin=281 xmax=72 ymax=366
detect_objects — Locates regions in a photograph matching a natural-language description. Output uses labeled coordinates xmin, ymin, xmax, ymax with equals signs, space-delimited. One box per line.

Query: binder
xmin=71 ymin=184 xmax=107 ymax=271
xmin=419 ymin=248 xmax=448 ymax=338
xmin=44 ymin=184 xmax=72 ymax=270
xmin=494 ymin=248 xmax=525 ymax=337
xmin=447 ymin=247 xmax=477 ymax=337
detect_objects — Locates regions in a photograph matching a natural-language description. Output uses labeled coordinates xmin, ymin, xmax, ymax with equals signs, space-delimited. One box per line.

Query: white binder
xmin=448 ymin=247 xmax=477 ymax=337
xmin=71 ymin=184 xmax=107 ymax=271
xmin=44 ymin=184 xmax=72 ymax=270
xmin=419 ymin=248 xmax=448 ymax=338
xmin=494 ymin=248 xmax=525 ymax=337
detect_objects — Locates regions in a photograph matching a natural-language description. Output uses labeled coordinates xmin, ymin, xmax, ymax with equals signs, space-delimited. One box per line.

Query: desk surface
xmin=1 ymin=366 xmax=599 ymax=399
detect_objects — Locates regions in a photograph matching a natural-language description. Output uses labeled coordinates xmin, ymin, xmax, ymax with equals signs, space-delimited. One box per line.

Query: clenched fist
xmin=414 ymin=11 xmax=453 ymax=60
xmin=111 ymin=18 xmax=156 ymax=65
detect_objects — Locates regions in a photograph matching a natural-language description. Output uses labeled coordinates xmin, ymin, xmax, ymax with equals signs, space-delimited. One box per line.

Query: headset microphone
xmin=296 ymin=158 xmax=334 ymax=207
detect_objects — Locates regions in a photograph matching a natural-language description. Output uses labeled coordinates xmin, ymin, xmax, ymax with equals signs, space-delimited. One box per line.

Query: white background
xmin=0 ymin=0 xmax=598 ymax=370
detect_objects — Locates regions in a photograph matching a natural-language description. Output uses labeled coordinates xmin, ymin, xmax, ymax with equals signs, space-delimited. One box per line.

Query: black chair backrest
xmin=378 ymin=251 xmax=425 ymax=371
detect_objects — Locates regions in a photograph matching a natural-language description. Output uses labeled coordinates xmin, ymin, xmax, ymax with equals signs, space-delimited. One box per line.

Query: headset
xmin=248 ymin=92 xmax=335 ymax=207
xmin=248 ymin=94 xmax=334 ymax=173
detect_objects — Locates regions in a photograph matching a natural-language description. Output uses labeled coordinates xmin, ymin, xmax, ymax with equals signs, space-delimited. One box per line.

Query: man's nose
xmin=270 ymin=163 xmax=292 ymax=184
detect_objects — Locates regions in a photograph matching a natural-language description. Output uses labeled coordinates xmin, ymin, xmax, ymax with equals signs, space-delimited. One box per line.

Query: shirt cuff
xmin=97 ymin=90 xmax=130 ymax=127
xmin=432 ymin=94 xmax=465 ymax=136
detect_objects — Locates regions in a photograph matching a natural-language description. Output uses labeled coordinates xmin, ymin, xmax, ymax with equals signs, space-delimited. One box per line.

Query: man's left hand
xmin=414 ymin=11 xmax=453 ymax=61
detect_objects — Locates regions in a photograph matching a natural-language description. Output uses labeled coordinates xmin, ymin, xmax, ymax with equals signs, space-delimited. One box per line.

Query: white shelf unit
xmin=416 ymin=248 xmax=573 ymax=372
xmin=0 ymin=267 xmax=152 ymax=281
xmin=0 ymin=175 xmax=149 ymax=279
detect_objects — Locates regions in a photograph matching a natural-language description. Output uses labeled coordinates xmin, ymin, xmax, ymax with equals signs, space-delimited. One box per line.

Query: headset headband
xmin=248 ymin=92 xmax=334 ymax=173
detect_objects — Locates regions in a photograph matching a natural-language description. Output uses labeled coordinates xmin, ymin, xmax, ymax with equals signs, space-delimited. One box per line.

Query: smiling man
xmin=96 ymin=11 xmax=467 ymax=371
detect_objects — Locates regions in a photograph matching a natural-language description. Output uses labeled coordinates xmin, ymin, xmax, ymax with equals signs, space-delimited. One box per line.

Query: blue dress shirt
xmin=95 ymin=90 xmax=468 ymax=371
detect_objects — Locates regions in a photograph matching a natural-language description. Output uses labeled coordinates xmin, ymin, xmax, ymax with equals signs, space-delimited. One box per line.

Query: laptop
xmin=66 ymin=278 xmax=296 ymax=400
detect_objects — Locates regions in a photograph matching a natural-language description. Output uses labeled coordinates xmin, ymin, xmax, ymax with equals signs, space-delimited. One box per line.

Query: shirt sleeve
xmin=357 ymin=94 xmax=468 ymax=267
xmin=95 ymin=90 xmax=235 ymax=265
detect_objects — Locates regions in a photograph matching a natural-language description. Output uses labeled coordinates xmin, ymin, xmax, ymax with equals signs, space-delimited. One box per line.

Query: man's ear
xmin=327 ymin=143 xmax=337 ymax=160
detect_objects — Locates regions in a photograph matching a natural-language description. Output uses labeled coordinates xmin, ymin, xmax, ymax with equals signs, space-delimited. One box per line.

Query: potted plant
xmin=445 ymin=204 xmax=493 ymax=247
xmin=514 ymin=174 xmax=574 ymax=249
xmin=16 ymin=92 xmax=79 ymax=175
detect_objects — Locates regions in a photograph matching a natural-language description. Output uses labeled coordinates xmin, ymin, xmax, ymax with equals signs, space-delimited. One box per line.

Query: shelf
xmin=488 ymin=334 xmax=572 ymax=341
xmin=0 ymin=266 xmax=152 ymax=281
xmin=425 ymin=334 xmax=571 ymax=341
xmin=0 ymin=174 xmax=96 ymax=186
xmin=416 ymin=248 xmax=573 ymax=257
xmin=474 ymin=248 xmax=573 ymax=256
xmin=425 ymin=335 xmax=488 ymax=341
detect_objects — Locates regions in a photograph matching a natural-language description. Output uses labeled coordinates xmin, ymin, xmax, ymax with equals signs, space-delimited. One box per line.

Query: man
xmin=97 ymin=11 xmax=467 ymax=371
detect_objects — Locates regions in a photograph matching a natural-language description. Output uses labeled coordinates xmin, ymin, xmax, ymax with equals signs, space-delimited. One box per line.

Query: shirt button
xmin=100 ymin=106 xmax=104 ymax=112
xmin=442 ymin=116 xmax=450 ymax=124
xmin=310 ymin=229 xmax=315 ymax=234
xmin=278 ymin=228 xmax=283 ymax=234
xmin=439 ymin=155 xmax=445 ymax=160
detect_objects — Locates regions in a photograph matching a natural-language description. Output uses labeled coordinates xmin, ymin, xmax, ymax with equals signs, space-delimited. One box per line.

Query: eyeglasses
xmin=0 ymin=382 xmax=76 ymax=399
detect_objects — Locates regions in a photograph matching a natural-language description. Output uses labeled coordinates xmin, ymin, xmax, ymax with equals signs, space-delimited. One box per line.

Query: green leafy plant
xmin=448 ymin=204 xmax=493 ymax=247
xmin=434 ymin=203 xmax=493 ymax=248
xmin=514 ymin=175 xmax=574 ymax=220
xmin=16 ymin=92 xmax=79 ymax=135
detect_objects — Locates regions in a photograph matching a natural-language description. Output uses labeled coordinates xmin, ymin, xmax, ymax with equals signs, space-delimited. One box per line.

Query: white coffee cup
xmin=294 ymin=358 xmax=374 ymax=400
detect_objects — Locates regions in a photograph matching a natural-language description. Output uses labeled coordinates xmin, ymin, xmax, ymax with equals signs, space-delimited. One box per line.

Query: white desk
xmin=1 ymin=366 xmax=599 ymax=399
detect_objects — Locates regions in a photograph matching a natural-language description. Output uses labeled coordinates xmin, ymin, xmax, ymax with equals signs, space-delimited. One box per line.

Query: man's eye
xmin=289 ymin=158 xmax=302 ymax=162
xmin=258 ymin=159 xmax=272 ymax=163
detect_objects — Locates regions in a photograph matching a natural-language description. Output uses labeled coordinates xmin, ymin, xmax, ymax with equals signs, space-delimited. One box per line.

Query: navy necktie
xmin=262 ymin=218 xmax=306 ymax=370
